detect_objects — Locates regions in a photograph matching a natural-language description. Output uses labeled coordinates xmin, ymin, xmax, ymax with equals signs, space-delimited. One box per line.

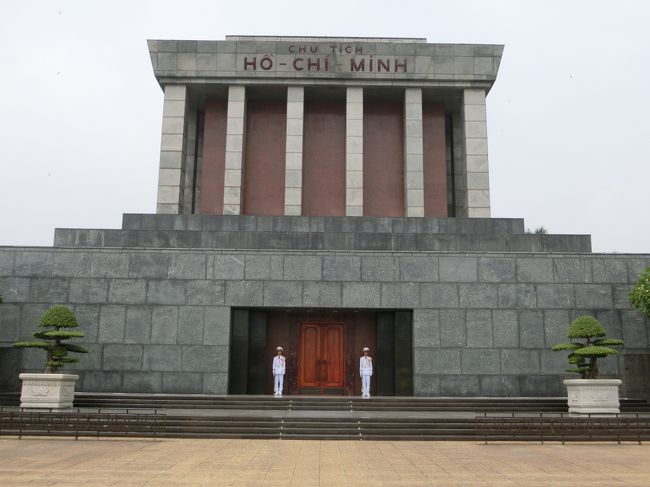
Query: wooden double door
xmin=298 ymin=322 xmax=345 ymax=395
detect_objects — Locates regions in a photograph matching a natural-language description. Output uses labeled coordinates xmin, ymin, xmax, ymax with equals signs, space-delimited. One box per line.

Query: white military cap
xmin=276 ymin=346 xmax=283 ymax=351
xmin=362 ymin=347 xmax=370 ymax=352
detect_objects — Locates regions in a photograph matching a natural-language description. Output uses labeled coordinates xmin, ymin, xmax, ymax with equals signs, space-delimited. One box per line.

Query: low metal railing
xmin=476 ymin=412 xmax=650 ymax=444
xmin=0 ymin=410 xmax=166 ymax=440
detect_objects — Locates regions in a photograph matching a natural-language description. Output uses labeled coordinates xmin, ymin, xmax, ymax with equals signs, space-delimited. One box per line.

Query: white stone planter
xmin=563 ymin=378 xmax=622 ymax=414
xmin=19 ymin=373 xmax=79 ymax=409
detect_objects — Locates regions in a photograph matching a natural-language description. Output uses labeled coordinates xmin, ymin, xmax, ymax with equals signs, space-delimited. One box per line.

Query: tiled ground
xmin=1 ymin=438 xmax=650 ymax=486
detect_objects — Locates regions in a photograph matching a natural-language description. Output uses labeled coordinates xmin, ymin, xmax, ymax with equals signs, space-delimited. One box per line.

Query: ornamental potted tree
xmin=552 ymin=316 xmax=624 ymax=414
xmin=12 ymin=305 xmax=87 ymax=409
xmin=629 ymin=267 xmax=650 ymax=320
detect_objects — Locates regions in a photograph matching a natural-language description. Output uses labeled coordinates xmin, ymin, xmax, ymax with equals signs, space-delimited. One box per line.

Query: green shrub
xmin=551 ymin=316 xmax=623 ymax=379
xmin=13 ymin=305 xmax=87 ymax=373
xmin=629 ymin=267 xmax=650 ymax=319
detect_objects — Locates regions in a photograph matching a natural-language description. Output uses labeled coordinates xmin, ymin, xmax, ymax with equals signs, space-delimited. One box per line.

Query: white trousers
xmin=361 ymin=375 xmax=371 ymax=396
xmin=274 ymin=374 xmax=284 ymax=394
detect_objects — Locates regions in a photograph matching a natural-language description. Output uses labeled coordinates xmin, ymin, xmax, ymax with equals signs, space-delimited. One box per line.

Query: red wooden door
xmin=298 ymin=323 xmax=344 ymax=394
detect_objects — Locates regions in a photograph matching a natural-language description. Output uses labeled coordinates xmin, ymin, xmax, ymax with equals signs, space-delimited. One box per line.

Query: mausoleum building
xmin=0 ymin=36 xmax=648 ymax=398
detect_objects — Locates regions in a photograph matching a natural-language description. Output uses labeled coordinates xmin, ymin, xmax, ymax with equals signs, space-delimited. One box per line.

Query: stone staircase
xmin=3 ymin=393 xmax=650 ymax=413
xmin=2 ymin=394 xmax=650 ymax=441
xmin=70 ymin=394 xmax=573 ymax=412
xmin=157 ymin=416 xmax=481 ymax=440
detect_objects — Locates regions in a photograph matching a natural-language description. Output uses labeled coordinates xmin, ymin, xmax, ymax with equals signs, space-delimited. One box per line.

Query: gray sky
xmin=1 ymin=0 xmax=648 ymax=253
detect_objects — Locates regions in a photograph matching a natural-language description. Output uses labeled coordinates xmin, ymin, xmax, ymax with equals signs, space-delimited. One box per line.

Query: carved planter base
xmin=563 ymin=378 xmax=622 ymax=414
xmin=19 ymin=373 xmax=79 ymax=409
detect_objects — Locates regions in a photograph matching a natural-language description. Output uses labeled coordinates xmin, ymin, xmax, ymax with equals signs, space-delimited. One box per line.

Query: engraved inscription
xmin=242 ymin=43 xmax=408 ymax=74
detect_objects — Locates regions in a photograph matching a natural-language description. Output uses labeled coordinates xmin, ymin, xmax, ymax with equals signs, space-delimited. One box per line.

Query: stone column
xmin=223 ymin=86 xmax=246 ymax=215
xmin=346 ymin=87 xmax=363 ymax=216
xmin=462 ymin=89 xmax=491 ymax=217
xmin=404 ymin=88 xmax=425 ymax=217
xmin=156 ymin=85 xmax=189 ymax=214
xmin=284 ymin=87 xmax=304 ymax=215
xmin=452 ymin=112 xmax=466 ymax=217
xmin=182 ymin=109 xmax=198 ymax=213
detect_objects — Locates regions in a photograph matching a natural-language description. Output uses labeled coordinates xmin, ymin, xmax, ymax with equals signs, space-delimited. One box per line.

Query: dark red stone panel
xmin=363 ymin=100 xmax=404 ymax=217
xmin=423 ymin=103 xmax=448 ymax=217
xmin=243 ymin=99 xmax=287 ymax=215
xmin=199 ymin=99 xmax=227 ymax=214
xmin=302 ymin=100 xmax=346 ymax=216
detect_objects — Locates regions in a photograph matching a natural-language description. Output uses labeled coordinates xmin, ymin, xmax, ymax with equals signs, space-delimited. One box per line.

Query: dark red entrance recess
xmin=264 ymin=310 xmax=377 ymax=396
xmin=298 ymin=323 xmax=345 ymax=394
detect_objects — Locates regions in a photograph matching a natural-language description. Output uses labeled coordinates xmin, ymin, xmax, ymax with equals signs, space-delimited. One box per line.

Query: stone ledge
xmin=54 ymin=228 xmax=591 ymax=253
xmin=122 ymin=214 xmax=525 ymax=235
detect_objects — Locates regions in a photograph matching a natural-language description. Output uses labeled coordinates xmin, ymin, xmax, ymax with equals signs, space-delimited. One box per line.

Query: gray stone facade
xmin=1 ymin=215 xmax=648 ymax=397
xmin=1 ymin=37 xmax=648 ymax=398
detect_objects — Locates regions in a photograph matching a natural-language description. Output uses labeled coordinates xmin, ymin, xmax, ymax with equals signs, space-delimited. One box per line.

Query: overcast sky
xmin=1 ymin=0 xmax=648 ymax=253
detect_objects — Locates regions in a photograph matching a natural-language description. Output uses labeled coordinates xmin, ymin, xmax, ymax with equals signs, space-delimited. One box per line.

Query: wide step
xmin=3 ymin=409 xmax=650 ymax=441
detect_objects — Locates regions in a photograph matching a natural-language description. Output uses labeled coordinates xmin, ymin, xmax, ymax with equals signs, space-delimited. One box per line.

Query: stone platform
xmin=1 ymin=214 xmax=649 ymax=398
xmin=53 ymin=215 xmax=591 ymax=252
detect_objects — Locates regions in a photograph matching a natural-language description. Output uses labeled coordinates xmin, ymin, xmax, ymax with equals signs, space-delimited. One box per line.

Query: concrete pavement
xmin=2 ymin=437 xmax=650 ymax=486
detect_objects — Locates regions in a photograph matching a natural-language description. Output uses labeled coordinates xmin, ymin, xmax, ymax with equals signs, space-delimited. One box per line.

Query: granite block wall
xmin=1 ymin=246 xmax=648 ymax=396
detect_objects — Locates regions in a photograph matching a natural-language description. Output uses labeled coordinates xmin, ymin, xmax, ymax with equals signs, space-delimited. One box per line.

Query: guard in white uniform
xmin=359 ymin=347 xmax=373 ymax=397
xmin=272 ymin=346 xmax=286 ymax=396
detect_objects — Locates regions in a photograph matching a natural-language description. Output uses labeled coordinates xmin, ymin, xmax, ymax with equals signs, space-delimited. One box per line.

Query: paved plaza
xmin=1 ymin=438 xmax=650 ymax=486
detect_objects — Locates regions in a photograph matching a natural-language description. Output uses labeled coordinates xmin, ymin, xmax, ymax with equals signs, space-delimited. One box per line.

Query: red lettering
xmin=355 ymin=46 xmax=363 ymax=54
xmin=350 ymin=58 xmax=365 ymax=71
xmin=329 ymin=44 xmax=337 ymax=53
xmin=369 ymin=56 xmax=374 ymax=71
xmin=260 ymin=56 xmax=273 ymax=70
xmin=293 ymin=58 xmax=304 ymax=71
xmin=378 ymin=59 xmax=390 ymax=72
xmin=244 ymin=57 xmax=256 ymax=70
xmin=395 ymin=59 xmax=407 ymax=72
xmin=298 ymin=45 xmax=306 ymax=54
xmin=307 ymin=58 xmax=321 ymax=71
xmin=310 ymin=45 xmax=318 ymax=54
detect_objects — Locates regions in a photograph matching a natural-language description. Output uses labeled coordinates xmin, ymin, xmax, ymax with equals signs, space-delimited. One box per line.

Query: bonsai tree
xmin=13 ymin=305 xmax=87 ymax=373
xmin=629 ymin=267 xmax=650 ymax=319
xmin=552 ymin=316 xmax=623 ymax=379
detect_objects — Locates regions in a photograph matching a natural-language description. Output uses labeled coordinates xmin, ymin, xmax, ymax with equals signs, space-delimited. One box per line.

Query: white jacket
xmin=273 ymin=355 xmax=286 ymax=375
xmin=359 ymin=356 xmax=373 ymax=376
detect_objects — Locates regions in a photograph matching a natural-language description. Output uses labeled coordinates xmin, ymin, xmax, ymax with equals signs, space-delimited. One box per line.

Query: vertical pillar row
xmin=223 ymin=86 xmax=246 ymax=215
xmin=404 ymin=88 xmax=425 ymax=217
xmin=284 ymin=87 xmax=304 ymax=215
xmin=156 ymin=85 xmax=189 ymax=214
xmin=346 ymin=87 xmax=363 ymax=216
xmin=462 ymin=88 xmax=491 ymax=217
